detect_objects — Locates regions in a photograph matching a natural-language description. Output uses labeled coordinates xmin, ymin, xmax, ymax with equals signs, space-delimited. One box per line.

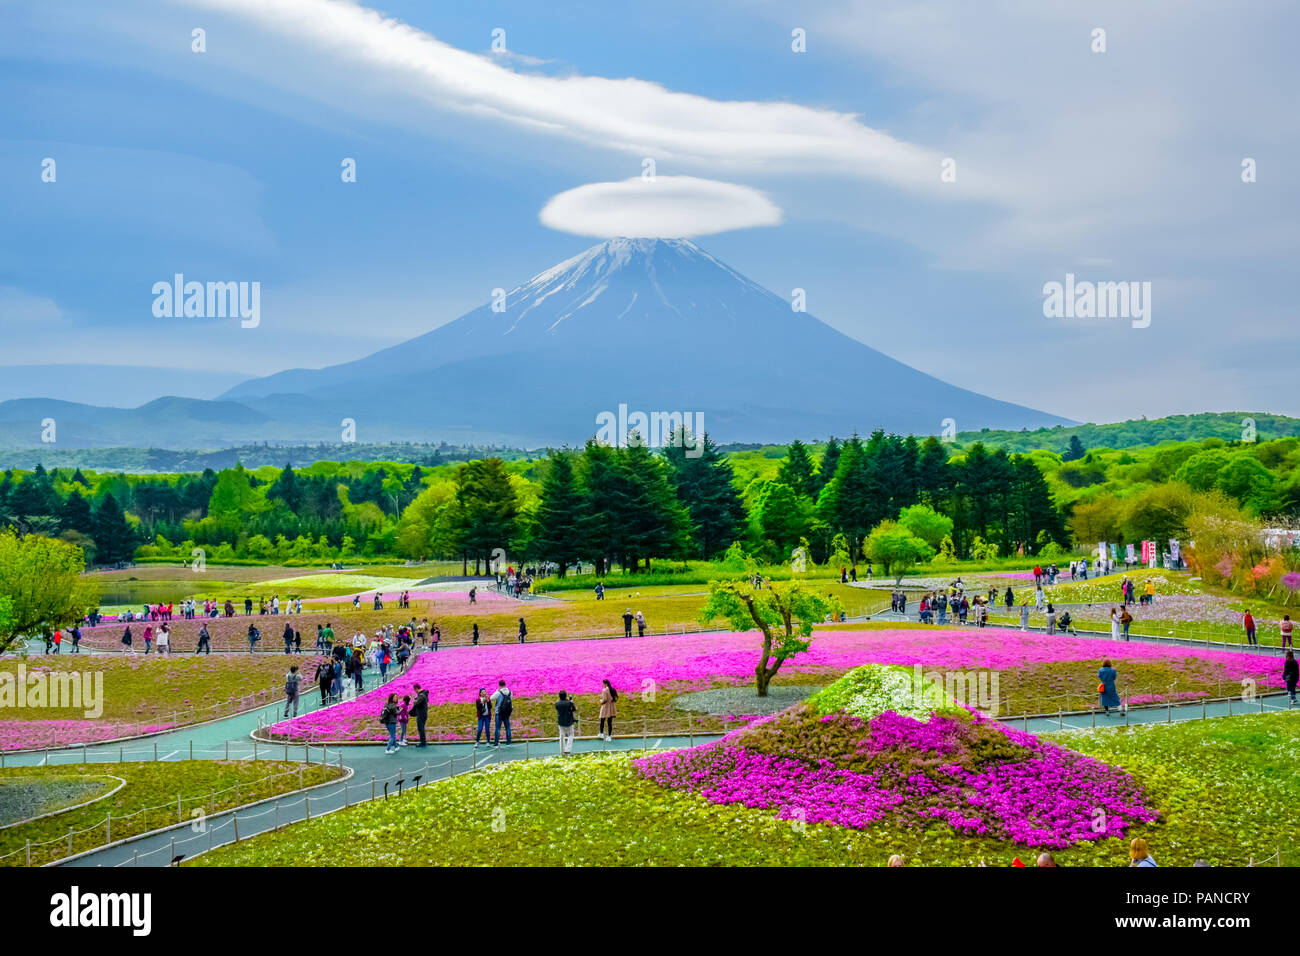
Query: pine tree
xmin=664 ymin=432 xmax=745 ymax=559
xmin=92 ymin=493 xmax=136 ymax=564
xmin=1063 ymin=435 xmax=1087 ymax=461
xmin=530 ymin=451 xmax=584 ymax=575
xmin=61 ymin=489 xmax=94 ymax=533
xmin=816 ymin=437 xmax=841 ymax=492
xmin=777 ymin=439 xmax=819 ymax=499
xmin=620 ymin=443 xmax=691 ymax=570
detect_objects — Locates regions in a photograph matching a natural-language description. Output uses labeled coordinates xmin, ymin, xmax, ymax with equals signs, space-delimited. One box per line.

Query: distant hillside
xmin=0 ymin=442 xmax=540 ymax=473
xmin=952 ymin=413 xmax=1300 ymax=454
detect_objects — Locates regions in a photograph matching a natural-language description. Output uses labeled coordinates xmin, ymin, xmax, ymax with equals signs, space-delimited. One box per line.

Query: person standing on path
xmin=1243 ymin=609 xmax=1257 ymax=646
xmin=598 ymin=679 xmax=618 ymax=741
xmin=411 ymin=684 xmax=429 ymax=746
xmin=121 ymin=625 xmax=133 ymax=654
xmin=284 ymin=664 xmax=301 ymax=717
xmin=1098 ymin=660 xmax=1121 ymax=715
xmin=1120 ymin=606 xmax=1133 ymax=641
xmin=1109 ymin=607 xmax=1121 ymax=641
xmin=283 ymin=622 xmax=294 ymax=654
xmin=157 ymin=623 xmax=170 ymax=655
xmin=517 ymin=618 xmax=527 ymax=644
xmin=315 ymin=659 xmax=332 ymax=706
xmin=1019 ymin=601 xmax=1030 ymax=631
xmin=196 ymin=622 xmax=211 ymax=654
xmin=622 ymin=608 xmax=634 ymax=638
xmin=396 ymin=696 xmax=410 ymax=746
xmin=380 ymin=694 xmax=399 ymax=754
xmin=70 ymin=625 xmax=81 ymax=654
xmin=474 ymin=688 xmax=493 ymax=745
xmin=1281 ymin=650 xmax=1299 ymax=705
xmin=472 ymin=622 xmax=480 ymax=646
xmin=143 ymin=625 xmax=153 ymax=655
xmin=247 ymin=623 xmax=260 ymax=653
xmin=1280 ymin=615 xmax=1293 ymax=650
xmin=1044 ymin=604 xmax=1057 ymax=635
xmin=491 ymin=681 xmax=513 ymax=746
xmin=555 ymin=690 xmax=578 ymax=755
xmin=635 ymin=610 xmax=646 ymax=637
xmin=469 ymin=586 xmax=477 ymax=605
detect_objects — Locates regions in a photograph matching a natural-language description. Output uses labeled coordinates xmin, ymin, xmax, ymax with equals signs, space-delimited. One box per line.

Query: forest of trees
xmin=2 ymin=426 xmax=1296 ymax=573
xmin=0 ymin=429 xmax=1065 ymax=570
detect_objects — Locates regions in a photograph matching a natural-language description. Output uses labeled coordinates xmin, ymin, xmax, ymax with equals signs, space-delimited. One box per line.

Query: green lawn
xmin=0 ymin=760 xmax=344 ymax=866
xmin=194 ymin=711 xmax=1300 ymax=867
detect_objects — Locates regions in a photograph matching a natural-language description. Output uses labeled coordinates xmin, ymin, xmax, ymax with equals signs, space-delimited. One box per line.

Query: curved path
xmin=4 ymin=626 xmax=1296 ymax=867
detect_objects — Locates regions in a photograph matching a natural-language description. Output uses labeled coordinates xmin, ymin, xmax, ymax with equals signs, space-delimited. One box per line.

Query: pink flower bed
xmin=0 ymin=719 xmax=176 ymax=752
xmin=265 ymin=627 xmax=1283 ymax=742
xmin=634 ymin=710 xmax=1157 ymax=849
xmin=311 ymin=589 xmax=534 ymax=606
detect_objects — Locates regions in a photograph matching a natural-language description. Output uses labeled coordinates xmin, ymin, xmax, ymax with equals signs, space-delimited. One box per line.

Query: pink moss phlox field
xmin=0 ymin=719 xmax=176 ymax=751
xmin=635 ymin=706 xmax=1158 ymax=849
xmin=265 ymin=627 xmax=1281 ymax=742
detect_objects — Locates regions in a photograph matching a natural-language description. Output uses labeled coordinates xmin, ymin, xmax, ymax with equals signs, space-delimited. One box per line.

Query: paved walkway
xmin=6 ymin=626 xmax=1296 ymax=867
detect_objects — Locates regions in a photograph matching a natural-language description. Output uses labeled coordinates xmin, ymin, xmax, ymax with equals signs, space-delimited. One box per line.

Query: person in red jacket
xmin=1243 ymin=609 xmax=1257 ymax=646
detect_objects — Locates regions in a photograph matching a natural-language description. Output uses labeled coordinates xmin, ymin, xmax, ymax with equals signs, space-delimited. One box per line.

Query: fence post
xmin=25 ymin=841 xmax=30 ymax=866
xmin=371 ymin=776 xmax=376 ymax=800
xmin=209 ymin=789 xmax=215 ymax=813
xmin=106 ymin=812 xmax=111 ymax=843
xmin=67 ymin=826 xmax=74 ymax=857
xmin=154 ymin=742 xmax=158 ymax=761
xmin=233 ymin=815 xmax=240 ymax=842
xmin=120 ymin=746 xmax=124 ymax=763
xmin=83 ymin=744 xmax=87 ymax=763
xmin=177 ymin=794 xmax=182 ymax=823
xmin=305 ymin=795 xmax=310 ymax=820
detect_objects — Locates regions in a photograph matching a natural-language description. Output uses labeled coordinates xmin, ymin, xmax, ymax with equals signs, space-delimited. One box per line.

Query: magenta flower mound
xmin=1283 ymin=572 xmax=1300 ymax=592
xmin=634 ymin=704 xmax=1158 ymax=850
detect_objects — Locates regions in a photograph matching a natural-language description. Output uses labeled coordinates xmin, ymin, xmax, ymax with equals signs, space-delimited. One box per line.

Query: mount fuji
xmin=0 ymin=239 xmax=1069 ymax=451
xmin=217 ymin=238 xmax=1068 ymax=445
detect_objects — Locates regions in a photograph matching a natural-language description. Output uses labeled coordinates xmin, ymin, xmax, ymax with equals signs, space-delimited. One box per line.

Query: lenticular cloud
xmin=539 ymin=176 xmax=782 ymax=238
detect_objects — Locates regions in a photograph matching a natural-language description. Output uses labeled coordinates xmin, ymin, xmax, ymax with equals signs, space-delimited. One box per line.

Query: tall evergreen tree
xmin=92 ymin=493 xmax=135 ymax=564
xmin=530 ymin=451 xmax=584 ymax=575
xmin=816 ymin=437 xmax=841 ymax=492
xmin=664 ymin=432 xmax=745 ymax=559
xmin=777 ymin=439 xmax=819 ymax=499
xmin=448 ymin=458 xmax=518 ymax=574
xmin=620 ymin=443 xmax=692 ymax=569
xmin=61 ymin=488 xmax=94 ymax=534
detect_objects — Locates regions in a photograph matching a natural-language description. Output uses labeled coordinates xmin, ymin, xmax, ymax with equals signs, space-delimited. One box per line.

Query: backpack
xmin=497 ymin=690 xmax=513 ymax=718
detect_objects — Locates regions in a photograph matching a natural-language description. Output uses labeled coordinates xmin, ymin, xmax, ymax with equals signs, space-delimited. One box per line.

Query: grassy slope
xmin=0 ymin=760 xmax=344 ymax=866
xmin=194 ymin=711 xmax=1300 ymax=867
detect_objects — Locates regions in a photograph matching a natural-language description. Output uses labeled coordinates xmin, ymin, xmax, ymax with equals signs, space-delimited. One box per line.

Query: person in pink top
xmin=1281 ymin=615 xmax=1293 ymax=649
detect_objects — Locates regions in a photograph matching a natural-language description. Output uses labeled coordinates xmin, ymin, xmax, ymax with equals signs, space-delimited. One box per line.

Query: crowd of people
xmin=370 ymin=678 xmax=622 ymax=755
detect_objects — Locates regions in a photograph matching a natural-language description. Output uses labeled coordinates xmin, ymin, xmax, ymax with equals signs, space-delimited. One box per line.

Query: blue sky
xmin=2 ymin=0 xmax=1297 ymax=421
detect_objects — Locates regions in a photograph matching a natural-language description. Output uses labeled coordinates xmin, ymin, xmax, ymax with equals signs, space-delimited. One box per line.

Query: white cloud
xmin=539 ymin=176 xmax=782 ymax=238
xmin=175 ymin=0 xmax=963 ymax=196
